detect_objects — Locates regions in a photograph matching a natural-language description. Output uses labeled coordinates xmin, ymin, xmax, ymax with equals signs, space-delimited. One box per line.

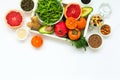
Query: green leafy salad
xmin=35 ymin=0 xmax=63 ymax=25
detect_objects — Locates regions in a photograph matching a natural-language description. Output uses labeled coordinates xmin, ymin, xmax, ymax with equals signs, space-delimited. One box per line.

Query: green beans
xmin=35 ymin=0 xmax=63 ymax=25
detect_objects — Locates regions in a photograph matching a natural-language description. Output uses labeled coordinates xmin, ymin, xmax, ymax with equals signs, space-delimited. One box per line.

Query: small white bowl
xmin=87 ymin=33 xmax=103 ymax=50
xmin=99 ymin=24 xmax=111 ymax=37
xmin=89 ymin=14 xmax=104 ymax=27
xmin=20 ymin=0 xmax=35 ymax=13
xmin=16 ymin=28 xmax=29 ymax=41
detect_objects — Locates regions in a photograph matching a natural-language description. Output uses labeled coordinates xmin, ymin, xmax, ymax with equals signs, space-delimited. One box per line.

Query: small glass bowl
xmin=98 ymin=3 xmax=112 ymax=18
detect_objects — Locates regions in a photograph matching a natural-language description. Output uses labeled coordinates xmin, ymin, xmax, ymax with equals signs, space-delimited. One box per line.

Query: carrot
xmin=65 ymin=17 xmax=77 ymax=29
xmin=31 ymin=35 xmax=43 ymax=48
xmin=68 ymin=28 xmax=81 ymax=40
xmin=77 ymin=18 xmax=86 ymax=30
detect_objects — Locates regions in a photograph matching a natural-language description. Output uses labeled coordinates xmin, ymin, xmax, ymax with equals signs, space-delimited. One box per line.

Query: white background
xmin=0 ymin=0 xmax=120 ymax=80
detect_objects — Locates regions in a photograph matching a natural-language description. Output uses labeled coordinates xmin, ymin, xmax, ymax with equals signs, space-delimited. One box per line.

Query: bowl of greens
xmin=35 ymin=0 xmax=64 ymax=25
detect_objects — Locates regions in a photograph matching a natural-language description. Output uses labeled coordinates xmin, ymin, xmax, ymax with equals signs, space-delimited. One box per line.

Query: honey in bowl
xmin=16 ymin=28 xmax=28 ymax=40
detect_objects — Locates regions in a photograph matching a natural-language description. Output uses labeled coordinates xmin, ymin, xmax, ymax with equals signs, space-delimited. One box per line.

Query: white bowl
xmin=36 ymin=1 xmax=64 ymax=25
xmin=89 ymin=14 xmax=104 ymax=27
xmin=20 ymin=0 xmax=35 ymax=13
xmin=16 ymin=28 xmax=29 ymax=41
xmin=99 ymin=24 xmax=111 ymax=37
xmin=87 ymin=33 xmax=103 ymax=50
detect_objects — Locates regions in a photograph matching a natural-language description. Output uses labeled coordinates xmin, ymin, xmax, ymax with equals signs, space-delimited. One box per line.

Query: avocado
xmin=39 ymin=26 xmax=54 ymax=34
xmin=81 ymin=7 xmax=93 ymax=17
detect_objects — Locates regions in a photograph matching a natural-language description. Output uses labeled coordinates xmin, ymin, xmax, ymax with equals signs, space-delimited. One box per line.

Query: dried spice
xmin=21 ymin=0 xmax=34 ymax=11
xmin=88 ymin=34 xmax=102 ymax=48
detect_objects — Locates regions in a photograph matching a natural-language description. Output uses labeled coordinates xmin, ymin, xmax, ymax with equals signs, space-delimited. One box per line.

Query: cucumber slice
xmin=81 ymin=7 xmax=93 ymax=17
xmin=39 ymin=26 xmax=54 ymax=34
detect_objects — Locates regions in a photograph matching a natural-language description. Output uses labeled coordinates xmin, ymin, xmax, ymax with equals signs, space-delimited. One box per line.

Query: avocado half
xmin=39 ymin=26 xmax=54 ymax=34
xmin=81 ymin=7 xmax=93 ymax=17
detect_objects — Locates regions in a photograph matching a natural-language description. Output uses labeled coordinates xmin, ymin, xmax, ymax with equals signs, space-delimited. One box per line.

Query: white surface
xmin=62 ymin=0 xmax=80 ymax=4
xmin=0 ymin=0 xmax=120 ymax=80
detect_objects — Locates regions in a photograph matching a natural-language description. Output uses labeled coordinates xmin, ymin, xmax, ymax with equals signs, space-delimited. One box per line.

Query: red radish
xmin=54 ymin=21 xmax=68 ymax=37
xmin=5 ymin=10 xmax=23 ymax=29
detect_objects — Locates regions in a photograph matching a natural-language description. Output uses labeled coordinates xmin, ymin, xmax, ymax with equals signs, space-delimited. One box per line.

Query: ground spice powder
xmin=88 ymin=34 xmax=102 ymax=48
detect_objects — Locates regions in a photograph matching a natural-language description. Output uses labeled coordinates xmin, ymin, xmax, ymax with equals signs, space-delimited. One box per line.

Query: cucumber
xmin=81 ymin=7 xmax=93 ymax=17
xmin=39 ymin=26 xmax=54 ymax=34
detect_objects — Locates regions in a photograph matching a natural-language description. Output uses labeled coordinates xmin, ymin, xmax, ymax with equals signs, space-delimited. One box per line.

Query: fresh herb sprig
xmin=72 ymin=34 xmax=88 ymax=51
